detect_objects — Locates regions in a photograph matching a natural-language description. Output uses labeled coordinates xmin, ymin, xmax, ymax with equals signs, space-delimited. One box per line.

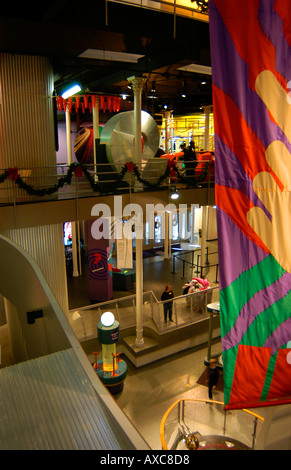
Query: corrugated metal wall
xmin=0 ymin=53 xmax=55 ymax=168
xmin=0 ymin=349 xmax=144 ymax=450
xmin=3 ymin=224 xmax=68 ymax=315
xmin=0 ymin=53 xmax=57 ymax=202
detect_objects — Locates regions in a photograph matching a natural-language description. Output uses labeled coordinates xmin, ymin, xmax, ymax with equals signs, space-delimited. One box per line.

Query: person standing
xmin=207 ymin=358 xmax=219 ymax=400
xmin=161 ymin=284 xmax=174 ymax=323
xmin=179 ymin=141 xmax=197 ymax=179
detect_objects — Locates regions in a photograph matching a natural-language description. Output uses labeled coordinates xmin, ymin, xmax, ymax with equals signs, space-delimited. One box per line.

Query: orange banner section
xmin=216 ymin=185 xmax=270 ymax=254
xmin=228 ymin=345 xmax=272 ymax=407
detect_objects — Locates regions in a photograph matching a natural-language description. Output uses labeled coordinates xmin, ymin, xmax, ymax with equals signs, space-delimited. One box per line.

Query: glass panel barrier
xmin=161 ymin=399 xmax=264 ymax=451
xmin=69 ymin=287 xmax=219 ymax=341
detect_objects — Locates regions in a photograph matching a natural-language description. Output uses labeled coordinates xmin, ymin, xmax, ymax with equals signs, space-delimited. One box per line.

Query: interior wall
xmin=0 ymin=235 xmax=71 ymax=362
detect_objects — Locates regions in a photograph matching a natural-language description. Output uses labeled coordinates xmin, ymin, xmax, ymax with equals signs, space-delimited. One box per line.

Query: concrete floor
xmin=114 ymin=341 xmax=224 ymax=450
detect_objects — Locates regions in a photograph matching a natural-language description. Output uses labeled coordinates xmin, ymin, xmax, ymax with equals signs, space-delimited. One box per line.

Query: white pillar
xmin=204 ymin=105 xmax=211 ymax=151
xmin=128 ymin=75 xmax=146 ymax=192
xmin=65 ymin=104 xmax=72 ymax=165
xmin=127 ymin=76 xmax=146 ymax=347
xmin=164 ymin=211 xmax=169 ymax=260
xmin=92 ymin=97 xmax=100 ymax=182
xmin=71 ymin=221 xmax=79 ymax=277
xmin=201 ymin=205 xmax=208 ymax=277
xmin=165 ymin=111 xmax=171 ymax=154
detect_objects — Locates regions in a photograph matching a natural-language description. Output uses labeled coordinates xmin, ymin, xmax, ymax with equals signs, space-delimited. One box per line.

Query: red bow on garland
xmin=73 ymin=164 xmax=83 ymax=178
xmin=125 ymin=161 xmax=135 ymax=172
xmin=7 ymin=167 xmax=18 ymax=181
xmin=167 ymin=158 xmax=176 ymax=169
xmin=167 ymin=158 xmax=178 ymax=178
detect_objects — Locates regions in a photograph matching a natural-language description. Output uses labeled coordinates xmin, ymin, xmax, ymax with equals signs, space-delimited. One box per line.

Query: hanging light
xmin=170 ymin=185 xmax=179 ymax=200
xmin=181 ymin=79 xmax=187 ymax=98
xmin=61 ymin=84 xmax=81 ymax=99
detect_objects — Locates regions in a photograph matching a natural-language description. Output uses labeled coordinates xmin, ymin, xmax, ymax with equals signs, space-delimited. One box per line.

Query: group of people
xmin=182 ymin=276 xmax=211 ymax=310
xmin=161 ymin=276 xmax=210 ymax=323
xmin=179 ymin=141 xmax=197 ymax=181
xmin=182 ymin=276 xmax=210 ymax=295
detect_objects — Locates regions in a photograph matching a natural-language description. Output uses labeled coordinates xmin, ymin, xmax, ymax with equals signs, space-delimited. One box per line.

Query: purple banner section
xmin=259 ymin=0 xmax=291 ymax=80
xmin=87 ymin=219 xmax=113 ymax=302
xmin=217 ymin=208 xmax=269 ymax=289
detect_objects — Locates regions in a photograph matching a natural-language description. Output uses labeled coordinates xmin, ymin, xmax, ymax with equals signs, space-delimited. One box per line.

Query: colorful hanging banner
xmin=209 ymin=0 xmax=291 ymax=409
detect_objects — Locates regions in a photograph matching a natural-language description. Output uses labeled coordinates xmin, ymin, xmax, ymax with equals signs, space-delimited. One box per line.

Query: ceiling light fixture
xmin=78 ymin=49 xmax=144 ymax=63
xmin=61 ymin=84 xmax=81 ymax=99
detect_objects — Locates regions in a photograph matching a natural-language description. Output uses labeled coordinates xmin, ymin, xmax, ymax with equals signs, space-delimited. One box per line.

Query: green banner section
xmin=220 ymin=255 xmax=285 ymax=338
xmin=242 ymin=291 xmax=291 ymax=348
xmin=260 ymin=353 xmax=278 ymax=402
xmin=222 ymin=346 xmax=239 ymax=406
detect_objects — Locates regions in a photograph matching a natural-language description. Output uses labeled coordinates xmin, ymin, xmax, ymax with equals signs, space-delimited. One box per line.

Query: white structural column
xmin=71 ymin=221 xmax=79 ymax=277
xmin=200 ymin=205 xmax=208 ymax=277
xmin=129 ymin=75 xmax=146 ymax=191
xmin=164 ymin=211 xmax=169 ymax=260
xmin=92 ymin=97 xmax=100 ymax=182
xmin=204 ymin=105 xmax=211 ymax=151
xmin=65 ymin=104 xmax=72 ymax=165
xmin=165 ymin=111 xmax=171 ymax=154
xmin=127 ymin=76 xmax=146 ymax=347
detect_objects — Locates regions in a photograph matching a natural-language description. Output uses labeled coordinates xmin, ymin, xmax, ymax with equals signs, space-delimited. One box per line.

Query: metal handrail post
xmin=252 ymin=417 xmax=258 ymax=450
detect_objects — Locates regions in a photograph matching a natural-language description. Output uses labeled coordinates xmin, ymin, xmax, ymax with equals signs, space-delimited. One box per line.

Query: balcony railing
xmin=160 ymin=398 xmax=264 ymax=450
xmin=68 ymin=286 xmax=219 ymax=342
xmin=0 ymin=157 xmax=214 ymax=206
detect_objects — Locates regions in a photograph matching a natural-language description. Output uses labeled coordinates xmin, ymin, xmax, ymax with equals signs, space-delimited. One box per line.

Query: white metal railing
xmin=155 ymin=286 xmax=219 ymax=331
xmin=0 ymin=158 xmax=214 ymax=206
xmin=68 ymin=286 xmax=219 ymax=342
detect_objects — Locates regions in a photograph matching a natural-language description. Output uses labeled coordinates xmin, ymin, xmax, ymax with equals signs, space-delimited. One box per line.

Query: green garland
xmin=2 ymin=159 xmax=212 ymax=197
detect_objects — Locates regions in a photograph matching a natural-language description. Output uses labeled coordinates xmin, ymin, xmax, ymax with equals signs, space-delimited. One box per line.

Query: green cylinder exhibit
xmin=94 ymin=311 xmax=127 ymax=393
